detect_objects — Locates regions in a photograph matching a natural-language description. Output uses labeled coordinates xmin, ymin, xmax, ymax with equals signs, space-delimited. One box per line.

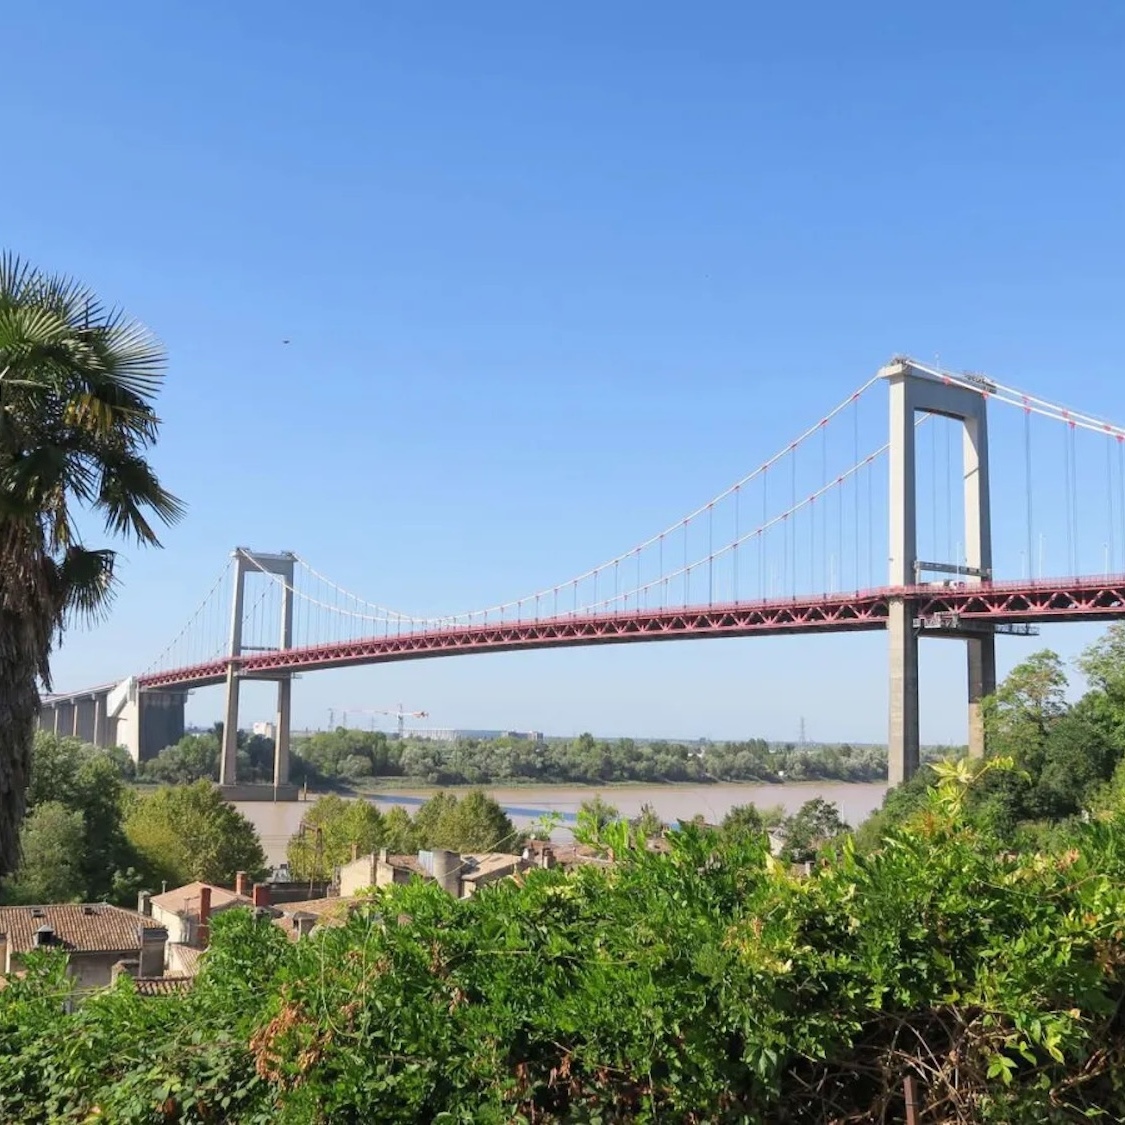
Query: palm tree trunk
xmin=0 ymin=611 xmax=42 ymax=878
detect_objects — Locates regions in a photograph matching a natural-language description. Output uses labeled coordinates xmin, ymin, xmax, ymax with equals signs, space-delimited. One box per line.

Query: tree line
xmin=289 ymin=728 xmax=896 ymax=786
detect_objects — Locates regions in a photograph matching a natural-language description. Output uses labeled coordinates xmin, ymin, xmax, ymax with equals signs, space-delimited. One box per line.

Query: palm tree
xmin=0 ymin=254 xmax=182 ymax=875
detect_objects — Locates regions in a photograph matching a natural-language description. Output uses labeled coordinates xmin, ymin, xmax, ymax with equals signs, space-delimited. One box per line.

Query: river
xmin=237 ymin=781 xmax=889 ymax=868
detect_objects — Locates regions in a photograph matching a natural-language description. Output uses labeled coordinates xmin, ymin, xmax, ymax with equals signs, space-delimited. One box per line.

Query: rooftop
xmin=278 ymin=896 xmax=360 ymax=923
xmin=273 ymin=896 xmax=362 ymax=940
xmin=0 ymin=904 xmax=164 ymax=956
xmin=384 ymin=854 xmax=428 ymax=877
xmin=150 ymin=882 xmax=251 ymax=918
xmin=166 ymin=944 xmax=205 ymax=977
xmin=460 ymin=852 xmax=527 ymax=882
xmin=132 ymin=976 xmax=191 ymax=997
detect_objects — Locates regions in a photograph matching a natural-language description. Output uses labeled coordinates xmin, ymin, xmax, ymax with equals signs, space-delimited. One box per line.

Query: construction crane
xmin=330 ymin=704 xmax=429 ymax=738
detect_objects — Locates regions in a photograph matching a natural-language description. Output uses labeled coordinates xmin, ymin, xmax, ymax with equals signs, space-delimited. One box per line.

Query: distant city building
xmin=252 ymin=721 xmax=276 ymax=740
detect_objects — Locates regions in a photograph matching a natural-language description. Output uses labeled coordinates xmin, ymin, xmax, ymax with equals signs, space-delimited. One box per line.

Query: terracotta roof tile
xmin=279 ymin=896 xmax=360 ymax=921
xmin=386 ymin=855 xmax=429 ymax=877
xmin=166 ymin=944 xmax=204 ymax=977
xmin=132 ymin=976 xmax=191 ymax=996
xmin=0 ymin=904 xmax=164 ymax=956
xmin=273 ymin=896 xmax=363 ymax=940
xmin=150 ymin=882 xmax=251 ymax=918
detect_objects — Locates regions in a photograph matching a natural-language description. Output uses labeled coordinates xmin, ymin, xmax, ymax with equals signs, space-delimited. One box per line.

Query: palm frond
xmin=95 ymin=450 xmax=185 ymax=545
xmin=84 ymin=307 xmax=167 ymax=396
xmin=55 ymin=546 xmax=117 ymax=626
xmin=0 ymin=252 xmax=35 ymax=301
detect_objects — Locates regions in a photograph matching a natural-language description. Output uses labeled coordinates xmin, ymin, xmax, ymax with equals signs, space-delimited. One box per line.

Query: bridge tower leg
xmin=883 ymin=359 xmax=993 ymax=785
xmin=273 ymin=575 xmax=294 ymax=791
xmin=220 ymin=549 xmax=297 ymax=792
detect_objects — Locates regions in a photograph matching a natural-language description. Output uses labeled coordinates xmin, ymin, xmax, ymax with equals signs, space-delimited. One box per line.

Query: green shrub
xmin=3 ymin=769 xmax=1125 ymax=1122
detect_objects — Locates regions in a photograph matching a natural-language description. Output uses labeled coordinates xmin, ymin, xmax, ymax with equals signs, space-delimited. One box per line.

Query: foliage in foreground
xmin=3 ymin=770 xmax=1125 ymax=1123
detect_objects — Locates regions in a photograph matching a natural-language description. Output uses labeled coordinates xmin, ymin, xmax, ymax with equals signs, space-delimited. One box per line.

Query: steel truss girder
xmin=133 ymin=576 xmax=1125 ymax=693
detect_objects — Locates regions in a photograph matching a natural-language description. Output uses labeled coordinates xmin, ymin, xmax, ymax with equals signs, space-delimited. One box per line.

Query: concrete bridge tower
xmin=220 ymin=548 xmax=296 ymax=795
xmin=883 ymin=358 xmax=994 ymax=785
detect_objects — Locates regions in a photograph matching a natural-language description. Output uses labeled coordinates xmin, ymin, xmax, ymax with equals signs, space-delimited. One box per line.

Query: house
xmin=459 ymin=852 xmax=528 ymax=895
xmin=0 ymin=904 xmax=168 ymax=992
xmin=142 ymin=872 xmax=270 ymax=950
xmin=337 ymin=848 xmax=533 ymax=899
xmin=272 ymin=895 xmax=361 ymax=941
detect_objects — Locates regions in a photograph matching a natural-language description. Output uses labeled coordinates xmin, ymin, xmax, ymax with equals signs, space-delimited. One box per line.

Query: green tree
xmin=632 ymin=803 xmax=664 ymax=839
xmin=1033 ymin=711 xmax=1115 ymax=820
xmin=142 ymin=732 xmax=220 ymax=784
xmin=854 ymin=763 xmax=941 ymax=850
xmin=781 ymin=798 xmax=848 ymax=863
xmin=574 ymin=794 xmax=620 ymax=846
xmin=983 ymin=649 xmax=1069 ymax=762
xmin=1078 ymin=621 xmax=1125 ymax=710
xmin=719 ymin=803 xmax=766 ymax=843
xmin=527 ymin=811 xmax=562 ymax=841
xmin=415 ymin=789 xmax=520 ymax=853
xmin=381 ymin=805 xmax=421 ymax=854
xmin=411 ymin=791 xmax=457 ymax=844
xmin=286 ymin=796 xmax=386 ymax=881
xmin=0 ymin=256 xmax=181 ymax=876
xmin=17 ymin=733 xmax=141 ymax=902
xmin=4 ymin=802 xmax=87 ymax=904
xmin=124 ymin=780 xmax=264 ymax=887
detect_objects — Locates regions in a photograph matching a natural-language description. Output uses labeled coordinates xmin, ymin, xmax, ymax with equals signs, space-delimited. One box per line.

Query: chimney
xmin=137 ymin=890 xmax=152 ymax=916
xmin=197 ymin=885 xmax=212 ymax=948
xmin=539 ymin=847 xmax=556 ymax=870
xmin=378 ymin=847 xmax=388 ymax=863
xmin=350 ymin=842 xmax=359 ymax=861
xmin=0 ymin=932 xmax=8 ymax=975
xmin=252 ymin=883 xmax=270 ymax=909
xmin=139 ymin=925 xmax=169 ymax=977
xmin=235 ymin=871 xmax=250 ymax=898
xmin=430 ymin=849 xmax=462 ymax=898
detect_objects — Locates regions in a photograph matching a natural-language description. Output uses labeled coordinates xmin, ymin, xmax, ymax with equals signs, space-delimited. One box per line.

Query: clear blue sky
xmin=7 ymin=2 xmax=1125 ymax=743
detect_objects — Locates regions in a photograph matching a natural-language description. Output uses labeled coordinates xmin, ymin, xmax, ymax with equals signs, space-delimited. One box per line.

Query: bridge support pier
xmin=274 ymin=677 xmax=292 ymax=790
xmin=220 ymin=549 xmax=296 ymax=791
xmin=887 ymin=598 xmax=920 ymax=787
xmin=967 ymin=634 xmax=996 ymax=759
xmin=884 ymin=359 xmax=993 ymax=782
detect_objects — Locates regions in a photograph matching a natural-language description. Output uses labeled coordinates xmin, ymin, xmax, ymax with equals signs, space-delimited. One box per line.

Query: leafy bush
xmin=3 ymin=767 xmax=1125 ymax=1122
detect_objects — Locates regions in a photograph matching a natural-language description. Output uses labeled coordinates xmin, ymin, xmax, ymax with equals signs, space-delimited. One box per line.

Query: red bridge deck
xmin=136 ymin=576 xmax=1125 ymax=691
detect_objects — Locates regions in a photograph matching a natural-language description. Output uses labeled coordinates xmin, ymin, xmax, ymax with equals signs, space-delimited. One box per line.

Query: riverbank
xmin=344 ymin=774 xmax=887 ymax=794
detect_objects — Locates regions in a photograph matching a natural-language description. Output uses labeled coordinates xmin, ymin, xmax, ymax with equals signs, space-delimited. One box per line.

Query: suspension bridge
xmin=41 ymin=357 xmax=1125 ymax=795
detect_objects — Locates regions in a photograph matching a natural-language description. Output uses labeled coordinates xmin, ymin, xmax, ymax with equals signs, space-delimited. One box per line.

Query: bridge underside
xmin=135 ymin=577 xmax=1125 ymax=692
xmin=39 ymin=681 xmax=188 ymax=763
